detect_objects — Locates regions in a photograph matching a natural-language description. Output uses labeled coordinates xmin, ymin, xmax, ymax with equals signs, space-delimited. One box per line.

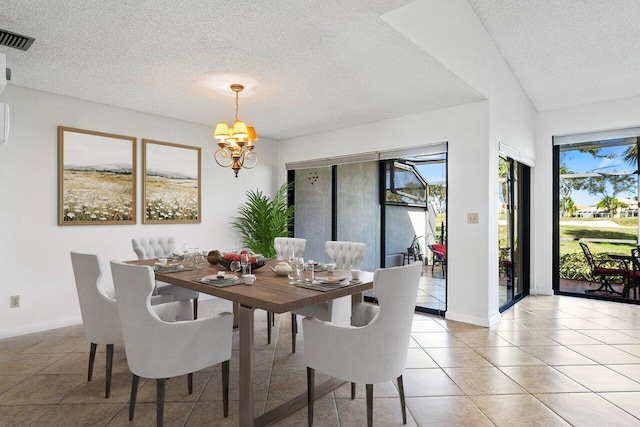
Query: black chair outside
xmin=625 ymin=248 xmax=640 ymax=299
xmin=579 ymin=242 xmax=626 ymax=295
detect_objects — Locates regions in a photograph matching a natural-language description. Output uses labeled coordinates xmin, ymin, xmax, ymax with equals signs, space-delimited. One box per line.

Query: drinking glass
xmin=287 ymin=249 xmax=296 ymax=263
xmin=287 ymin=266 xmax=300 ymax=285
xmin=240 ymin=253 xmax=250 ymax=275
xmin=194 ymin=248 xmax=205 ymax=269
xmin=229 ymin=261 xmax=241 ymax=277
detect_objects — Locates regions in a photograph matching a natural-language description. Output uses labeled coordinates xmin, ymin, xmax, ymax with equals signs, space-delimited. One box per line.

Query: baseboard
xmin=0 ymin=316 xmax=83 ymax=339
xmin=444 ymin=311 xmax=498 ymax=327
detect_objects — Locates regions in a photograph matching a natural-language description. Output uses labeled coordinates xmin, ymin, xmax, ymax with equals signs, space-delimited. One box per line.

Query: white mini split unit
xmin=0 ymin=52 xmax=8 ymax=146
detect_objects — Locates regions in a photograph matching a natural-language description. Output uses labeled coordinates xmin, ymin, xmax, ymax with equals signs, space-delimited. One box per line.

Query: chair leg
xmin=397 ymin=375 xmax=407 ymax=425
xmin=222 ymin=360 xmax=230 ymax=417
xmin=291 ymin=313 xmax=297 ymax=354
xmin=351 ymin=382 xmax=356 ymax=399
xmin=267 ymin=312 xmax=272 ymax=345
xmin=157 ymin=378 xmax=165 ymax=427
xmin=88 ymin=343 xmax=97 ymax=382
xmin=366 ymin=384 xmax=373 ymax=427
xmin=193 ymin=297 xmax=198 ymax=319
xmin=188 ymin=373 xmax=193 ymax=394
xmin=105 ymin=344 xmax=114 ymax=398
xmin=129 ymin=374 xmax=139 ymax=421
xmin=307 ymin=367 xmax=315 ymax=427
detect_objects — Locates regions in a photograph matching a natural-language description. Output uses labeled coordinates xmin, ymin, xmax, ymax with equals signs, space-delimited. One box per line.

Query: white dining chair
xmin=274 ymin=237 xmax=306 ymax=260
xmin=290 ymin=241 xmax=366 ymax=353
xmin=131 ymin=236 xmax=200 ymax=318
xmin=71 ymin=251 xmax=177 ymax=399
xmin=110 ymin=260 xmax=233 ymax=427
xmin=303 ymin=261 xmax=422 ymax=427
xmin=266 ymin=237 xmax=308 ymax=344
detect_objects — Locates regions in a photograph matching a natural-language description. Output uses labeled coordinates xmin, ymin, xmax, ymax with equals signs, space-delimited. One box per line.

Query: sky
xmin=561 ymin=143 xmax=638 ymax=207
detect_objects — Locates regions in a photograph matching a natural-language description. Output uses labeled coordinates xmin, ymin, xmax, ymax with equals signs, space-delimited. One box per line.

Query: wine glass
xmin=229 ymin=260 xmax=241 ymax=277
xmin=240 ymin=253 xmax=250 ymax=275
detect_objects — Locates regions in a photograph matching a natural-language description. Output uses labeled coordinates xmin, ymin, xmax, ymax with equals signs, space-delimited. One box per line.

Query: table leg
xmin=239 ymin=305 xmax=254 ymax=427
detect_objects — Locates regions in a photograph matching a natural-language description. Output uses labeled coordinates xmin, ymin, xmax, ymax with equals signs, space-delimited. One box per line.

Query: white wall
xmin=0 ymin=85 xmax=279 ymax=338
xmin=535 ymin=96 xmax=640 ymax=296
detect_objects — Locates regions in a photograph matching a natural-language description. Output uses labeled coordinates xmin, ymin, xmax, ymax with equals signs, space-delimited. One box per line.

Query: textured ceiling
xmin=0 ymin=0 xmax=484 ymax=140
xmin=468 ymin=0 xmax=640 ymax=111
xmin=3 ymin=1 xmax=635 ymax=140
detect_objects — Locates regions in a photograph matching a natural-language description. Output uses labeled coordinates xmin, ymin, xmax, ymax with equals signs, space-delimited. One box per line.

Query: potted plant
xmin=408 ymin=234 xmax=423 ymax=255
xmin=231 ymin=183 xmax=295 ymax=259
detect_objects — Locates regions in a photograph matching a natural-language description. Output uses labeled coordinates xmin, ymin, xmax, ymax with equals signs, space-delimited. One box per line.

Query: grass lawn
xmin=559 ymin=217 xmax=638 ymax=256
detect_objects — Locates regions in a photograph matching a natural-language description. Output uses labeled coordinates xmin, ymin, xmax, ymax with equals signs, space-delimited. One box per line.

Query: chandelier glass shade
xmin=214 ymin=84 xmax=258 ymax=177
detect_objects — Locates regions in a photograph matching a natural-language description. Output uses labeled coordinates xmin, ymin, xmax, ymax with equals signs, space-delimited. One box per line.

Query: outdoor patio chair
xmin=429 ymin=244 xmax=446 ymax=278
xmin=579 ymin=242 xmax=626 ymax=295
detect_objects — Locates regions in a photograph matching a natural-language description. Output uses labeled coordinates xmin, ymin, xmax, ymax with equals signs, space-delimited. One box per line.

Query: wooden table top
xmin=127 ymin=259 xmax=373 ymax=313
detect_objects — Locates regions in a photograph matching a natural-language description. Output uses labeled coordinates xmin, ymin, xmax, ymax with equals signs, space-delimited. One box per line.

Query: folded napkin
xmin=197 ymin=275 xmax=241 ymax=288
xmin=153 ymin=264 xmax=195 ymax=273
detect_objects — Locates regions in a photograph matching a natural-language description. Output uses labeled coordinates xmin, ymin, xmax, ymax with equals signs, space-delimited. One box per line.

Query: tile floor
xmin=3 ymin=295 xmax=640 ymax=425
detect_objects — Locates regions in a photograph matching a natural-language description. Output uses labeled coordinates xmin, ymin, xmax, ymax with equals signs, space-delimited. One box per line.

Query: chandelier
xmin=213 ymin=84 xmax=258 ymax=177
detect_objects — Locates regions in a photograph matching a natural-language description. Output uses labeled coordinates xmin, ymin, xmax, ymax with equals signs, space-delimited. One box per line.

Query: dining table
xmin=127 ymin=258 xmax=374 ymax=427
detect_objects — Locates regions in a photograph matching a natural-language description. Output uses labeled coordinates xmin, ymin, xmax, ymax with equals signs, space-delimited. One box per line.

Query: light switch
xmin=467 ymin=213 xmax=479 ymax=224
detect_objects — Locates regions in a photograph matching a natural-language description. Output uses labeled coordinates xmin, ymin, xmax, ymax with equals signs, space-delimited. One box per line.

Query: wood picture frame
xmin=142 ymin=139 xmax=201 ymax=224
xmin=58 ymin=126 xmax=137 ymax=225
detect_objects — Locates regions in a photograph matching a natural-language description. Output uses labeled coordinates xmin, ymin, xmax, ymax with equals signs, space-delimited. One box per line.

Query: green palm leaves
xmin=231 ymin=183 xmax=295 ymax=258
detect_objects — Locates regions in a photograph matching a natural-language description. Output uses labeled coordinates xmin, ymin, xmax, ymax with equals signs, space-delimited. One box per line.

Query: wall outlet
xmin=10 ymin=295 xmax=20 ymax=308
xmin=467 ymin=212 xmax=479 ymax=224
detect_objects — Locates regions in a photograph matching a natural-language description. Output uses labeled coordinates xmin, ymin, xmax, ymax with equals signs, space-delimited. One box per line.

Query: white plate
xmin=314 ymin=275 xmax=347 ymax=284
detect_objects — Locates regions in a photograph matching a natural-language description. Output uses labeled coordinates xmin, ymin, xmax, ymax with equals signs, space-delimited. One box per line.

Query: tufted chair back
xmin=325 ymin=241 xmax=366 ymax=270
xmin=274 ymin=237 xmax=307 ymax=260
xmin=132 ymin=237 xmax=175 ymax=260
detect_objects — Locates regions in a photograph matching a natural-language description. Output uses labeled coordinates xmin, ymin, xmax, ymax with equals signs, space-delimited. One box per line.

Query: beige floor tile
xmin=265 ymin=370 xmax=331 ymax=408
xmin=0 ymin=375 xmax=29 ymax=395
xmin=608 ymin=364 xmax=640 ymax=382
xmin=519 ymin=345 xmax=597 ymax=365
xmin=587 ymin=317 xmax=640 ymax=330
xmin=554 ymin=365 xmax=640 ymax=392
xmin=443 ymin=367 xmax=526 ymax=395
xmin=405 ymin=348 xmax=439 ymax=368
xmin=200 ymin=370 xmax=271 ymax=402
xmin=0 ymin=404 xmax=50 ymax=426
xmin=499 ymin=366 xmax=588 ymax=393
xmin=410 ymin=319 xmax=447 ymax=332
xmin=410 ymin=332 xmax=466 ymax=348
xmin=29 ymin=403 xmax=123 ymax=426
xmin=453 ymin=330 xmax=513 ymax=347
xmin=59 ymin=372 xmax=144 ymax=404
xmin=0 ymin=336 xmax=42 ymax=353
xmin=0 ymin=374 xmax=85 ymax=405
xmin=0 ymin=352 xmax=66 ymax=376
xmin=473 ymin=346 xmax=544 ymax=367
xmin=541 ymin=329 xmax=603 ymax=345
xmin=494 ymin=330 xmax=560 ymax=346
xmin=134 ymin=371 xmax=211 ymax=403
xmin=406 ymin=396 xmax=493 ymax=426
xmin=186 ymin=400 xmax=265 ymax=426
xmin=39 ymin=351 xmax=104 ymax=376
xmin=599 ymin=392 xmax=640 ymax=419
xmin=272 ymin=397 xmax=339 ymax=427
xmin=535 ymin=392 xmax=640 ymax=426
xmin=613 ymin=344 xmax=640 ymax=358
xmin=577 ymin=329 xmax=640 ymax=345
xmin=556 ymin=318 xmax=610 ymax=329
xmin=470 ymin=394 xmax=570 ymax=427
xmin=334 ymin=380 xmax=400 ymax=399
xmin=21 ymin=336 xmax=88 ymax=354
xmin=336 ymin=397 xmax=416 ymax=427
xmin=106 ymin=401 xmax=195 ymax=426
xmin=402 ymin=368 xmax=463 ymax=397
xmin=489 ymin=318 xmax=530 ymax=331
xmin=426 ymin=347 xmax=493 ymax=368
xmin=567 ymin=344 xmax=640 ymax=364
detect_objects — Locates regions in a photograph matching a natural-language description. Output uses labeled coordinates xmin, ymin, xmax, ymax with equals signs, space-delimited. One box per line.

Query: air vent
xmin=0 ymin=29 xmax=35 ymax=51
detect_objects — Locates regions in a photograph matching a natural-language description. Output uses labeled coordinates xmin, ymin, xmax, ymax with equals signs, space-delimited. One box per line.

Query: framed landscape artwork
xmin=58 ymin=126 xmax=137 ymax=225
xmin=142 ymin=139 xmax=201 ymax=224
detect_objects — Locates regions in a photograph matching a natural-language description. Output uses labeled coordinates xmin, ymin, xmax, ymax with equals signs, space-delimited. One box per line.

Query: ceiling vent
xmin=0 ymin=29 xmax=35 ymax=51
